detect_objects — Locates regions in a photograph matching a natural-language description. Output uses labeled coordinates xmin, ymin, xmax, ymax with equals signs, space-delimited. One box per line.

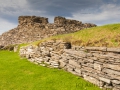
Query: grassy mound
xmin=15 ymin=23 xmax=120 ymax=48
xmin=52 ymin=24 xmax=120 ymax=47
xmin=47 ymin=23 xmax=120 ymax=47
xmin=0 ymin=51 xmax=101 ymax=90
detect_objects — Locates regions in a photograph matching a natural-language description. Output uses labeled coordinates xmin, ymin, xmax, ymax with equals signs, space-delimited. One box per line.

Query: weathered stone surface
xmin=83 ymin=75 xmax=100 ymax=86
xmin=83 ymin=67 xmax=102 ymax=75
xmin=103 ymin=64 xmax=120 ymax=71
xmin=103 ymin=68 xmax=120 ymax=76
xmin=107 ymin=48 xmax=120 ymax=53
xmin=99 ymin=55 xmax=109 ymax=59
xmin=59 ymin=60 xmax=66 ymax=68
xmin=74 ymin=68 xmax=82 ymax=76
xmin=69 ymin=60 xmax=81 ymax=68
xmin=109 ymin=74 xmax=120 ymax=80
xmin=14 ymin=45 xmax=18 ymax=52
xmin=112 ymin=80 xmax=120 ymax=85
xmin=64 ymin=49 xmax=87 ymax=57
xmin=94 ymin=63 xmax=102 ymax=71
xmin=42 ymin=51 xmax=50 ymax=56
xmin=99 ymin=77 xmax=111 ymax=84
xmin=67 ymin=64 xmax=75 ymax=71
xmin=85 ymin=47 xmax=107 ymax=51
xmin=113 ymin=88 xmax=120 ymax=90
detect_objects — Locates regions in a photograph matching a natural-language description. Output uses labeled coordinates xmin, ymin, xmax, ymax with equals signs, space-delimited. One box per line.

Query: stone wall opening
xmin=64 ymin=42 xmax=71 ymax=49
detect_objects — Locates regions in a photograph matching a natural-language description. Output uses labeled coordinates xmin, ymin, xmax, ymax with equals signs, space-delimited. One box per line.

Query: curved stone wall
xmin=19 ymin=40 xmax=120 ymax=90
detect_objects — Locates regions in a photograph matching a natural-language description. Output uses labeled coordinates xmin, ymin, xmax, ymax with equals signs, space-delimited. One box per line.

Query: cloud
xmin=66 ymin=3 xmax=120 ymax=25
xmin=27 ymin=0 xmax=103 ymax=17
xmin=0 ymin=0 xmax=120 ymax=34
xmin=0 ymin=0 xmax=28 ymax=23
xmin=0 ymin=0 xmax=28 ymax=15
xmin=0 ymin=18 xmax=17 ymax=35
xmin=0 ymin=0 xmax=48 ymax=24
xmin=113 ymin=0 xmax=117 ymax=2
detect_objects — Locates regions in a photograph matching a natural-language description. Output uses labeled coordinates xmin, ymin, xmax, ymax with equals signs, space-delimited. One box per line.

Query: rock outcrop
xmin=0 ymin=16 xmax=96 ymax=46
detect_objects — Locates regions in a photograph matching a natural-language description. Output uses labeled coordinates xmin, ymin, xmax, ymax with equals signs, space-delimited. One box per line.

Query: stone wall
xmin=0 ymin=16 xmax=96 ymax=47
xmin=19 ymin=40 xmax=120 ymax=90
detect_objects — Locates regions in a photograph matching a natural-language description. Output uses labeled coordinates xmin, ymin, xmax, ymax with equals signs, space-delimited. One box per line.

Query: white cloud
xmin=0 ymin=0 xmax=28 ymax=9
xmin=67 ymin=4 xmax=120 ymax=25
xmin=0 ymin=0 xmax=47 ymax=17
xmin=0 ymin=0 xmax=120 ymax=35
xmin=0 ymin=0 xmax=35 ymax=16
xmin=113 ymin=0 xmax=117 ymax=2
xmin=0 ymin=18 xmax=17 ymax=35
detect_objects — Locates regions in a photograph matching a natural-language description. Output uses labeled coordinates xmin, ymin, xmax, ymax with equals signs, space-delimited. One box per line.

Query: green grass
xmin=52 ymin=23 xmax=120 ymax=47
xmin=33 ymin=23 xmax=120 ymax=47
xmin=0 ymin=51 xmax=101 ymax=90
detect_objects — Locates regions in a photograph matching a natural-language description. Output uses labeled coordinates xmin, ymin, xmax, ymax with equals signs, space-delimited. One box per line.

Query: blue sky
xmin=0 ymin=0 xmax=120 ymax=34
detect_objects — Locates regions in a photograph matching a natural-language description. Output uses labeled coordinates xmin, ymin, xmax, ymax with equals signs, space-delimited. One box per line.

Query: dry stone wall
xmin=0 ymin=16 xmax=96 ymax=47
xmin=19 ymin=40 xmax=120 ymax=90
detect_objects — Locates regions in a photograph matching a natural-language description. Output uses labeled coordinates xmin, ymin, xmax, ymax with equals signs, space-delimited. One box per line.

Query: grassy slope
xmin=44 ymin=23 xmax=120 ymax=47
xmin=0 ymin=51 xmax=101 ymax=90
xmin=1 ymin=24 xmax=119 ymax=90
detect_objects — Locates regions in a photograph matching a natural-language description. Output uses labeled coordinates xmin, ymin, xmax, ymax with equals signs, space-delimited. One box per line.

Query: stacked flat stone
xmin=18 ymin=16 xmax=48 ymax=25
xmin=19 ymin=40 xmax=120 ymax=90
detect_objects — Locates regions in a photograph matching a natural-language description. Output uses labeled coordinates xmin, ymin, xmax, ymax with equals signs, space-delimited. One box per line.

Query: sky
xmin=0 ymin=0 xmax=120 ymax=35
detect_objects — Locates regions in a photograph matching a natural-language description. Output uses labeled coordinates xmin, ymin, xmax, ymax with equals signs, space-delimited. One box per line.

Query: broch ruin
xmin=0 ymin=16 xmax=96 ymax=46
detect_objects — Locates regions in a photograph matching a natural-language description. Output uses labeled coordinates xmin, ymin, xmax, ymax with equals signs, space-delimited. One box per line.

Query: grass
xmin=1 ymin=24 xmax=118 ymax=89
xmin=32 ymin=23 xmax=120 ymax=47
xmin=53 ymin=23 xmax=120 ymax=47
xmin=0 ymin=51 xmax=101 ymax=90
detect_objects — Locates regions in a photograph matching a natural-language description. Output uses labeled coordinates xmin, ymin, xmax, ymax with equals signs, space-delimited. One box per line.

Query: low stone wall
xmin=19 ymin=40 xmax=120 ymax=90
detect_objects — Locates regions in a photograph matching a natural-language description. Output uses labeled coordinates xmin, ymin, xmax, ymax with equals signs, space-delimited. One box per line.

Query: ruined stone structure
xmin=20 ymin=40 xmax=120 ymax=90
xmin=0 ymin=16 xmax=96 ymax=46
